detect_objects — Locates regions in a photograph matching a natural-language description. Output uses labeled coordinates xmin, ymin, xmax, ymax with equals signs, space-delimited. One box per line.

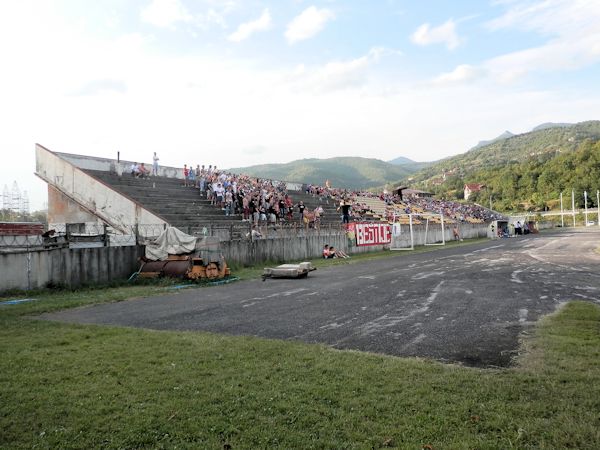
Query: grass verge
xmin=1 ymin=297 xmax=599 ymax=449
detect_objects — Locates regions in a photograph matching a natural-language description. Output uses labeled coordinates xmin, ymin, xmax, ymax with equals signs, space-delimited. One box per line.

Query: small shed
xmin=393 ymin=187 xmax=433 ymax=200
xmin=488 ymin=220 xmax=510 ymax=239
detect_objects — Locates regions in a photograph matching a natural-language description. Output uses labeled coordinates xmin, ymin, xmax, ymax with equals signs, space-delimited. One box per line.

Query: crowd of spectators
xmin=183 ymin=165 xmax=321 ymax=228
xmin=406 ymin=196 xmax=505 ymax=222
xmin=148 ymin=158 xmax=503 ymax=226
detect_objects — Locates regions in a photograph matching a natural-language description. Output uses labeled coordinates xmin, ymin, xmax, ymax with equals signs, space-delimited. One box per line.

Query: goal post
xmin=390 ymin=213 xmax=414 ymax=251
xmin=423 ymin=213 xmax=446 ymax=246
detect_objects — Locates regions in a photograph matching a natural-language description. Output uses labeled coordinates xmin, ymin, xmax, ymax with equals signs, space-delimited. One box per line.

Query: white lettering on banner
xmin=355 ymin=223 xmax=392 ymax=246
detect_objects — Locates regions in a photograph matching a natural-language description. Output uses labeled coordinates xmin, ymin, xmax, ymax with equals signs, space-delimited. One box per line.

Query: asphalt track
xmin=42 ymin=229 xmax=600 ymax=368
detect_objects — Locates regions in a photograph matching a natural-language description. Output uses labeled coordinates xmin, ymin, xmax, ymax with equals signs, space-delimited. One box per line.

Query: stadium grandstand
xmin=35 ymin=145 xmax=504 ymax=239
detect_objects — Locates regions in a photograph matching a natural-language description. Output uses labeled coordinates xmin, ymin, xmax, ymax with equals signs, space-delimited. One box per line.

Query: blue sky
xmin=1 ymin=0 xmax=600 ymax=210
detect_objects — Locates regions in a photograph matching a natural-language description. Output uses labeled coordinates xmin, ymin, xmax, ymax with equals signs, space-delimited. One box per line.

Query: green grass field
xmin=1 ymin=243 xmax=599 ymax=449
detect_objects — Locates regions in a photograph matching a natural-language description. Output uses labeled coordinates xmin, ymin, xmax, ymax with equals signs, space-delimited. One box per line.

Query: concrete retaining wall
xmin=0 ymin=223 xmax=491 ymax=293
xmin=35 ymin=144 xmax=167 ymax=235
xmin=0 ymin=246 xmax=142 ymax=293
xmin=221 ymin=231 xmax=387 ymax=266
xmin=223 ymin=223 xmax=490 ymax=265
xmin=57 ymin=152 xmax=182 ymax=178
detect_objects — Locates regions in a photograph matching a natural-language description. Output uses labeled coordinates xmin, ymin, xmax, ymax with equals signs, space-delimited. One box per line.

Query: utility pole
xmin=571 ymin=189 xmax=575 ymax=228
xmin=584 ymin=191 xmax=589 ymax=226
xmin=560 ymin=192 xmax=564 ymax=228
xmin=572 ymin=189 xmax=576 ymax=227
xmin=597 ymin=190 xmax=600 ymax=228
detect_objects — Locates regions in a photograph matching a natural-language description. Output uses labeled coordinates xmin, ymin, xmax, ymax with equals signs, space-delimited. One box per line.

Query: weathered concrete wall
xmin=48 ymin=185 xmax=99 ymax=224
xmin=36 ymin=144 xmax=167 ymax=235
xmin=57 ymin=152 xmax=182 ymax=178
xmin=221 ymin=231 xmax=384 ymax=266
xmin=223 ymin=223 xmax=490 ymax=265
xmin=0 ymin=223 xmax=491 ymax=292
xmin=0 ymin=246 xmax=142 ymax=292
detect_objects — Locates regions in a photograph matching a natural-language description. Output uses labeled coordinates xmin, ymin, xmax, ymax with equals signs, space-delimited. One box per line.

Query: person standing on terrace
xmin=187 ymin=165 xmax=196 ymax=186
xmin=183 ymin=164 xmax=189 ymax=186
xmin=338 ymin=199 xmax=351 ymax=224
xmin=195 ymin=165 xmax=201 ymax=188
xmin=297 ymin=201 xmax=305 ymax=221
xmin=152 ymin=152 xmax=159 ymax=176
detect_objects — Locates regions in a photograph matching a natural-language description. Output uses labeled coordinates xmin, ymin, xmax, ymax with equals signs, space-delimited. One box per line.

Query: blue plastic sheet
xmin=0 ymin=298 xmax=38 ymax=306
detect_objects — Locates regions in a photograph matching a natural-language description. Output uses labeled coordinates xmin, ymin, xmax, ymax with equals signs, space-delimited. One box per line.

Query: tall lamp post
xmin=597 ymin=190 xmax=600 ymax=228
xmin=584 ymin=191 xmax=589 ymax=226
xmin=572 ymin=189 xmax=576 ymax=227
xmin=560 ymin=191 xmax=564 ymax=228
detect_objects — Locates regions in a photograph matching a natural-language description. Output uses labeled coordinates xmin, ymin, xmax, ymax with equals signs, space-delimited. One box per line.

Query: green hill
xmin=403 ymin=120 xmax=600 ymax=211
xmin=387 ymin=156 xmax=415 ymax=165
xmin=228 ymin=157 xmax=421 ymax=190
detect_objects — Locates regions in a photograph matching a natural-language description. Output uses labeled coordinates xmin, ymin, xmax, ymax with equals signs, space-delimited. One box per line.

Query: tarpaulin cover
xmin=145 ymin=227 xmax=197 ymax=261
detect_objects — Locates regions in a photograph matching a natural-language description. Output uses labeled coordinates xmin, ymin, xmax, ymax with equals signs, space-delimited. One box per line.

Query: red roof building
xmin=464 ymin=183 xmax=485 ymax=200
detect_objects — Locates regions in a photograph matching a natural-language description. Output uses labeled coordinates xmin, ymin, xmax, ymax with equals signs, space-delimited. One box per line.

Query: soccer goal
xmin=390 ymin=213 xmax=414 ymax=251
xmin=423 ymin=213 xmax=446 ymax=246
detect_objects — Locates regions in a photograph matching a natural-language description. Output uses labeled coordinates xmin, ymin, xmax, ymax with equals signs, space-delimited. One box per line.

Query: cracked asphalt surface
xmin=42 ymin=229 xmax=600 ymax=367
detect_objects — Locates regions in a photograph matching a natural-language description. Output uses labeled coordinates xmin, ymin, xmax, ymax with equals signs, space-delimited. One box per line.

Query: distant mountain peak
xmin=387 ymin=156 xmax=416 ymax=165
xmin=472 ymin=130 xmax=515 ymax=149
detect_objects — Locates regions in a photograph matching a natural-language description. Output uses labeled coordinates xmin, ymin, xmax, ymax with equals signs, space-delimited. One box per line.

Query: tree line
xmin=427 ymin=139 xmax=600 ymax=212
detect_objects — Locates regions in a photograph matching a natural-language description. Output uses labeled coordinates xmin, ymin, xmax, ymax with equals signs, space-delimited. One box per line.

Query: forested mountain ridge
xmin=228 ymin=156 xmax=422 ymax=190
xmin=228 ymin=121 xmax=600 ymax=211
xmin=472 ymin=130 xmax=515 ymax=149
xmin=408 ymin=120 xmax=600 ymax=185
xmin=404 ymin=120 xmax=600 ymax=211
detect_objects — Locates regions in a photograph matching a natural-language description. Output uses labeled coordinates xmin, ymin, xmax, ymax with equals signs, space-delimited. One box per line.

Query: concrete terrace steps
xmin=83 ymin=169 xmax=345 ymax=227
xmin=83 ymin=169 xmax=243 ymax=224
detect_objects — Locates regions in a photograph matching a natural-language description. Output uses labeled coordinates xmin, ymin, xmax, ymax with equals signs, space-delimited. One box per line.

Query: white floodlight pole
xmin=408 ymin=213 xmax=415 ymax=250
xmin=409 ymin=214 xmax=414 ymax=249
xmin=440 ymin=214 xmax=445 ymax=245
xmin=572 ymin=189 xmax=576 ymax=227
xmin=584 ymin=191 xmax=589 ymax=225
xmin=560 ymin=192 xmax=564 ymax=228
xmin=597 ymin=190 xmax=600 ymax=228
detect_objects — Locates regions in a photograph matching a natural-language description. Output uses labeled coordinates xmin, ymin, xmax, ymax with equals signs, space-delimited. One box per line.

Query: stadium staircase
xmin=84 ymin=170 xmax=242 ymax=231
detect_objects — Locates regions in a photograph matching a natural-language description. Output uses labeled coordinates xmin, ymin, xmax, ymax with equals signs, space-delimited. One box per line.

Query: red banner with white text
xmin=346 ymin=222 xmax=391 ymax=246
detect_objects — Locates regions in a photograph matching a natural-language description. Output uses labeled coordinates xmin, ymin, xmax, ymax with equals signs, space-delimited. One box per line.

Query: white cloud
xmin=433 ymin=64 xmax=483 ymax=85
xmin=484 ymin=0 xmax=600 ymax=81
xmin=429 ymin=1 xmax=600 ymax=85
xmin=411 ymin=19 xmax=461 ymax=50
xmin=141 ymin=0 xmax=236 ymax=30
xmin=285 ymin=6 xmax=335 ymax=44
xmin=228 ymin=9 xmax=271 ymax=42
xmin=286 ymin=48 xmax=384 ymax=92
xmin=141 ymin=0 xmax=192 ymax=28
xmin=2 ymin=0 xmax=600 ymax=213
